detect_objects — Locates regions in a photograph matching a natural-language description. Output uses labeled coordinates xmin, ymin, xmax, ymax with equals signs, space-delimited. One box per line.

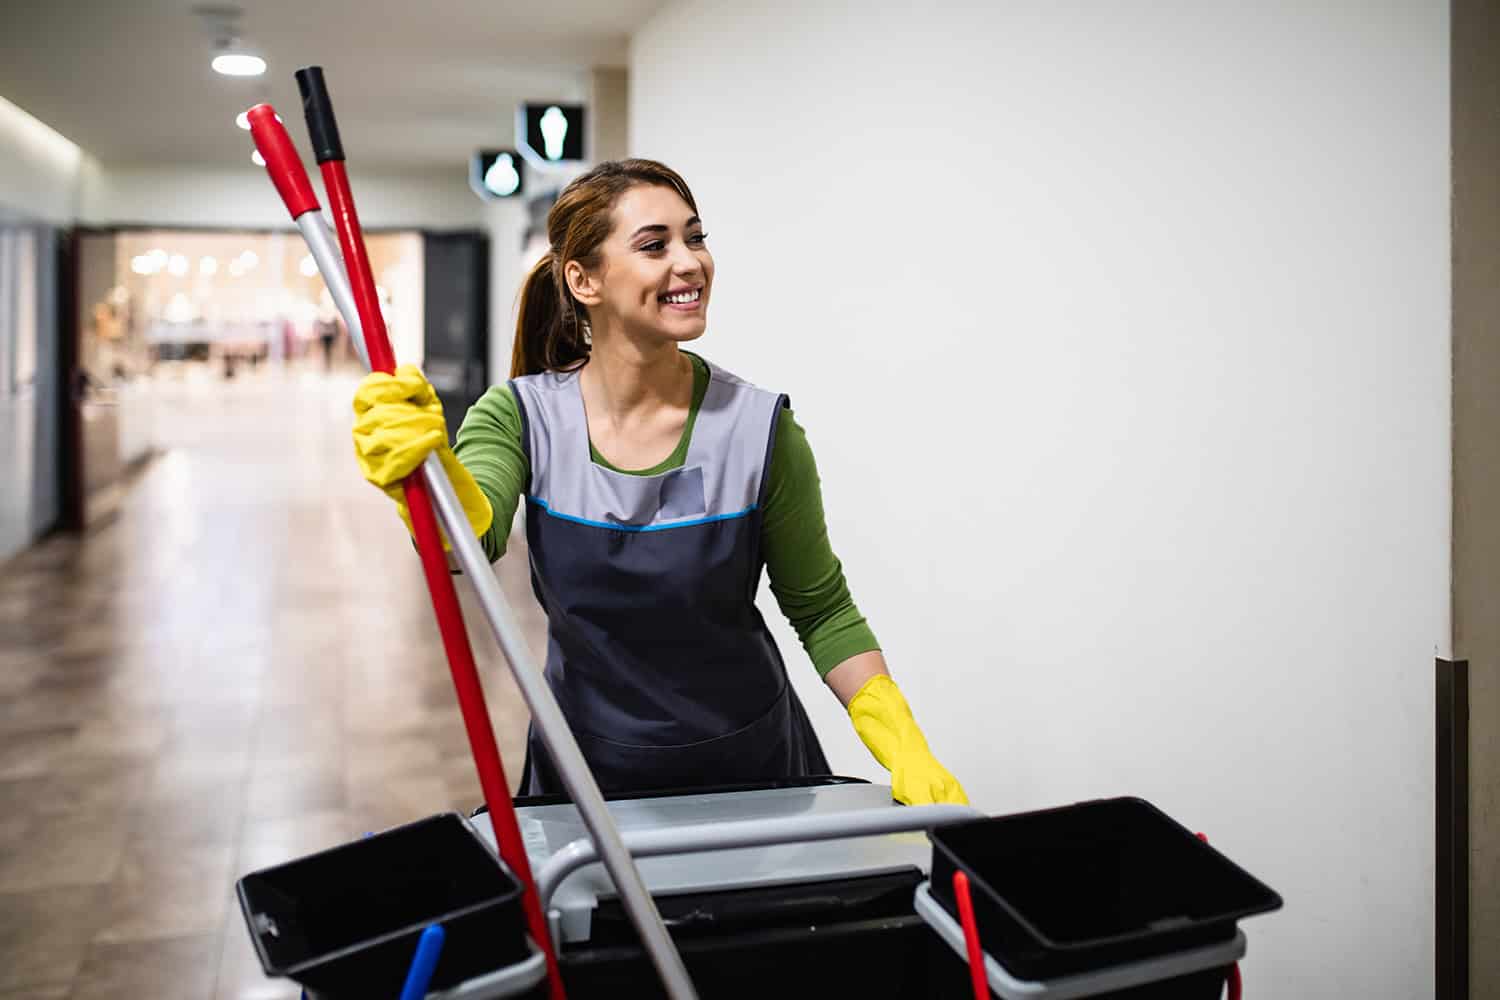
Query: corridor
xmin=0 ymin=368 xmax=542 ymax=999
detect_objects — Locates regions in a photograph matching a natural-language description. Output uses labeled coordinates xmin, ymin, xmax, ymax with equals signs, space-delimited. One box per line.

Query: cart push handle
xmin=535 ymin=803 xmax=982 ymax=910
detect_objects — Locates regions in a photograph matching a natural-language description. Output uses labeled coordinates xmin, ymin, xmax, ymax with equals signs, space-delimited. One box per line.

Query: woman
xmin=352 ymin=159 xmax=967 ymax=806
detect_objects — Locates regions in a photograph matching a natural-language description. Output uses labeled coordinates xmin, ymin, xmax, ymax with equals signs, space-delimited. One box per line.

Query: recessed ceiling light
xmin=212 ymin=52 xmax=266 ymax=77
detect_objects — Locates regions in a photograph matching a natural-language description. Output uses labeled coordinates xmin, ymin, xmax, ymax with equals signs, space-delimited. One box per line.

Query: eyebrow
xmin=630 ymin=216 xmax=702 ymax=240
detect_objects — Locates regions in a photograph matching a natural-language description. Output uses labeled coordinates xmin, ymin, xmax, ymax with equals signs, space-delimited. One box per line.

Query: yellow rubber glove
xmin=351 ymin=364 xmax=493 ymax=547
xmin=849 ymin=674 xmax=970 ymax=806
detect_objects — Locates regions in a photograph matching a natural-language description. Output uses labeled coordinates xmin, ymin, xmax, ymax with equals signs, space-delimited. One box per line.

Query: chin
xmin=628 ymin=312 xmax=708 ymax=345
xmin=649 ymin=315 xmax=708 ymax=344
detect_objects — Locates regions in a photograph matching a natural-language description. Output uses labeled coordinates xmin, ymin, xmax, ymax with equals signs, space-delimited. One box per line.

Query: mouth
xmin=658 ymin=286 xmax=703 ymax=310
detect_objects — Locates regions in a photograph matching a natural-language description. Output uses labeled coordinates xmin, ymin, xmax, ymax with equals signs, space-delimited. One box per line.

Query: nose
xmin=669 ymin=239 xmax=702 ymax=278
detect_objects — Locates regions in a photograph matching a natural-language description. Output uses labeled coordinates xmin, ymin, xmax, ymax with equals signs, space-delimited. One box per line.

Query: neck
xmin=581 ymin=324 xmax=692 ymax=422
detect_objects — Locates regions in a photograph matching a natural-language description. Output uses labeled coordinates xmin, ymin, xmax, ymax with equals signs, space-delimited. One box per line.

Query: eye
xmin=640 ymin=240 xmax=666 ymax=252
xmin=688 ymin=231 xmax=708 ymax=245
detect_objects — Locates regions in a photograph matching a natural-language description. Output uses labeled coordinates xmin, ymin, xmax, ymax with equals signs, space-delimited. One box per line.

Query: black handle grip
xmin=295 ymin=66 xmax=344 ymax=163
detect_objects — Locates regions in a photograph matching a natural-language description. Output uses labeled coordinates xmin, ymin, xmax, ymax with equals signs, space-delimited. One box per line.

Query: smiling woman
xmin=508 ymin=159 xmax=710 ymax=377
xmin=349 ymin=158 xmax=969 ymax=805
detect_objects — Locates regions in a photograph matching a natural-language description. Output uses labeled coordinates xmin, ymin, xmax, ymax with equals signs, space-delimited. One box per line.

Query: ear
xmin=563 ymin=259 xmax=603 ymax=308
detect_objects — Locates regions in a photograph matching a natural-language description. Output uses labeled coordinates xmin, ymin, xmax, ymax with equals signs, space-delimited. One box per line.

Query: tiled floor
xmin=0 ymin=366 xmax=545 ymax=998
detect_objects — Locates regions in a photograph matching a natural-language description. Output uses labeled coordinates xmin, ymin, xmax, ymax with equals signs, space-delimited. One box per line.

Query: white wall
xmin=0 ymin=223 xmax=62 ymax=562
xmin=0 ymin=95 xmax=93 ymax=225
xmin=484 ymin=197 xmax=530 ymax=383
xmin=484 ymin=161 xmax=590 ymax=386
xmin=0 ymin=97 xmax=85 ymax=560
xmin=634 ymin=3 xmax=1448 ymax=996
xmin=590 ymin=67 xmax=630 ymax=163
xmin=81 ymin=163 xmax=484 ymax=231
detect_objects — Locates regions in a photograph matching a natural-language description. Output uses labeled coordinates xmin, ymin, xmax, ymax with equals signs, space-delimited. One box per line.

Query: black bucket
xmin=236 ymin=812 xmax=527 ymax=998
xmin=929 ymin=797 xmax=1282 ymax=983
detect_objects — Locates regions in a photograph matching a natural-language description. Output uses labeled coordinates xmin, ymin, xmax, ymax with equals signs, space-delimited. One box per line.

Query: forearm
xmin=453 ymin=385 xmax=529 ymax=562
xmin=824 ymin=649 xmax=890 ymax=707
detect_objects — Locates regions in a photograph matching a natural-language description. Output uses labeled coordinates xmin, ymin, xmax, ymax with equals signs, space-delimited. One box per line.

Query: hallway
xmin=0 ymin=368 xmax=542 ymax=999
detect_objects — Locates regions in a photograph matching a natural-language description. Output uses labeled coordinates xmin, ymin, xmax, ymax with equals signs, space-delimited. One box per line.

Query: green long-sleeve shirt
xmin=452 ymin=353 xmax=879 ymax=678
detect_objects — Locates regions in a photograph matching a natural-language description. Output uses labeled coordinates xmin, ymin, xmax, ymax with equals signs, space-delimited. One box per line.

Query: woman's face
xmin=572 ymin=184 xmax=713 ymax=345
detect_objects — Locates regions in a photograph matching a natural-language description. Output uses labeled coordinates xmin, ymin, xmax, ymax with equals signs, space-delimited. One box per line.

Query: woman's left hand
xmin=847 ymin=674 xmax=970 ymax=806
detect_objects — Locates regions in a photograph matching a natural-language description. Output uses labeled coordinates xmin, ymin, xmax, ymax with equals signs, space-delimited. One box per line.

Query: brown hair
xmin=510 ymin=158 xmax=700 ymax=378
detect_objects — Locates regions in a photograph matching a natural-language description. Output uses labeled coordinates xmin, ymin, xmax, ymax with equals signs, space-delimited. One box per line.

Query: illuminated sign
xmin=517 ymin=103 xmax=586 ymax=166
xmin=469 ymin=150 xmax=525 ymax=200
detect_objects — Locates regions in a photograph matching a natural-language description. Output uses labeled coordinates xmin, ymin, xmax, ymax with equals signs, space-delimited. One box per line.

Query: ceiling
xmin=0 ymin=0 xmax=663 ymax=170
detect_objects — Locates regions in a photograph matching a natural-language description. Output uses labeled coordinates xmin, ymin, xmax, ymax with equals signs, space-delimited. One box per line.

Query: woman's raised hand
xmin=352 ymin=364 xmax=494 ymax=546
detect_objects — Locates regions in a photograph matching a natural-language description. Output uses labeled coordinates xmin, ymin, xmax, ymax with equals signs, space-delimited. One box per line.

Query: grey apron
xmin=508 ymin=359 xmax=829 ymax=797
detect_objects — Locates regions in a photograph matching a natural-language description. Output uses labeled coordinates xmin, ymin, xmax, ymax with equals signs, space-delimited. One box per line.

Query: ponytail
xmin=511 ymin=253 xmax=588 ymax=378
xmin=508 ymin=158 xmax=701 ymax=379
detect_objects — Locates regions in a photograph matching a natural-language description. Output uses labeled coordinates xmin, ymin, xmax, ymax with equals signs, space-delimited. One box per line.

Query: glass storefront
xmin=71 ymin=227 xmax=425 ymax=521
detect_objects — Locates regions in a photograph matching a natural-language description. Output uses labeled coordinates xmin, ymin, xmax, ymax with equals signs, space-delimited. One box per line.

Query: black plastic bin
xmin=236 ymin=812 xmax=528 ymax=998
xmin=929 ymin=797 xmax=1282 ymax=983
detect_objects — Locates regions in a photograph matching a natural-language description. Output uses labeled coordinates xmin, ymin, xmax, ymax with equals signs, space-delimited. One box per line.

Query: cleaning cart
xmin=468 ymin=780 xmax=1279 ymax=1000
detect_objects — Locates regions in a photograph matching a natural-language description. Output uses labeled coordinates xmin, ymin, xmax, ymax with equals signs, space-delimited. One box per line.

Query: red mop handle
xmin=249 ymin=93 xmax=566 ymax=1000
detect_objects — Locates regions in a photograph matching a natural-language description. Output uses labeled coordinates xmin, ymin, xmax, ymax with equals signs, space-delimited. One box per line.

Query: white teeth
xmin=662 ymin=288 xmax=701 ymax=305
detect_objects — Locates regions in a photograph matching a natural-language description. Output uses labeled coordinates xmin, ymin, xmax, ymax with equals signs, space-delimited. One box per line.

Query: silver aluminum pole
xmin=293 ymin=211 xmax=698 ymax=999
xmin=296 ymin=213 xmax=366 ymax=368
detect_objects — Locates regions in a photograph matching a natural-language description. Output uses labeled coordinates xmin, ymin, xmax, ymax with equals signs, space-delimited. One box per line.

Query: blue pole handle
xmin=398 ymin=924 xmax=447 ymax=1000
